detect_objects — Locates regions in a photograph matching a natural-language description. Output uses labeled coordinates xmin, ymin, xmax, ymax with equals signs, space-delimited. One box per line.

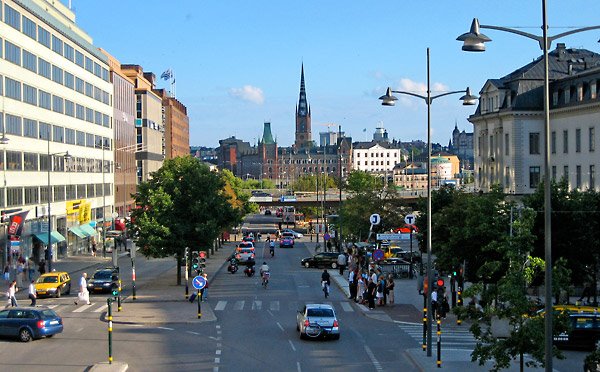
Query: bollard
xmin=197 ymin=288 xmax=202 ymax=319
xmin=437 ymin=315 xmax=442 ymax=368
xmin=422 ymin=295 xmax=427 ymax=351
xmin=456 ymin=288 xmax=463 ymax=325
xmin=131 ymin=258 xmax=137 ymax=301
xmin=107 ymin=298 xmax=113 ymax=364
xmin=117 ymin=279 xmax=122 ymax=311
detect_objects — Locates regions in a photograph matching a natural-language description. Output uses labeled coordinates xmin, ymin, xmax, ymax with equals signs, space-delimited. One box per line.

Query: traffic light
xmin=111 ymin=286 xmax=119 ymax=297
xmin=185 ymin=247 xmax=189 ymax=262
xmin=199 ymin=251 xmax=207 ymax=270
xmin=436 ymin=278 xmax=445 ymax=288
xmin=191 ymin=251 xmax=199 ymax=271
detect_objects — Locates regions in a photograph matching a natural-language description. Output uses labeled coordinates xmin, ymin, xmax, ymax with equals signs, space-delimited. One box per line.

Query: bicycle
xmin=262 ymin=271 xmax=270 ymax=288
xmin=322 ymin=280 xmax=330 ymax=298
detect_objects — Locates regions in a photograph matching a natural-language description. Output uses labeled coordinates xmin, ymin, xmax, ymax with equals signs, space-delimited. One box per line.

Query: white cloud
xmin=392 ymin=79 xmax=450 ymax=107
xmin=228 ymin=85 xmax=265 ymax=105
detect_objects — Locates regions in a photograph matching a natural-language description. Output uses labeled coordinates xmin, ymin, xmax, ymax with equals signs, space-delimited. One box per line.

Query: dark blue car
xmin=0 ymin=307 xmax=63 ymax=342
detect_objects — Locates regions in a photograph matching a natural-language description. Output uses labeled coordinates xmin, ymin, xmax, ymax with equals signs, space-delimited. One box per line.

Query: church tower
xmin=295 ymin=64 xmax=312 ymax=149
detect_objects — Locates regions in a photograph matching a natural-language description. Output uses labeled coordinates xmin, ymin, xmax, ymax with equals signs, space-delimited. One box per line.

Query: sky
xmin=67 ymin=1 xmax=600 ymax=148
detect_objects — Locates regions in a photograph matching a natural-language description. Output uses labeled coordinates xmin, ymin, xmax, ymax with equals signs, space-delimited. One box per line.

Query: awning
xmin=34 ymin=231 xmax=66 ymax=245
xmin=80 ymin=224 xmax=97 ymax=237
xmin=68 ymin=226 xmax=86 ymax=238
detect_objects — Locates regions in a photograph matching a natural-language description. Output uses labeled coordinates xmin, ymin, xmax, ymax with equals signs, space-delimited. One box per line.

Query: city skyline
xmin=69 ymin=0 xmax=600 ymax=147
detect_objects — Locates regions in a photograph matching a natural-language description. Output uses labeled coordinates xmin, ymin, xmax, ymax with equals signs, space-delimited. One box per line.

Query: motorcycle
xmin=227 ymin=258 xmax=239 ymax=274
xmin=244 ymin=264 xmax=255 ymax=277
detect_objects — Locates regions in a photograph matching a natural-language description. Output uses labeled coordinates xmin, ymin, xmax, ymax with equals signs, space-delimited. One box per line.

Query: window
xmin=592 ymin=82 xmax=597 ymax=100
xmin=590 ymin=127 xmax=595 ymax=152
xmin=576 ymin=165 xmax=582 ymax=189
xmin=551 ymin=131 xmax=556 ymax=154
xmin=85 ymin=82 xmax=93 ymax=97
xmin=102 ymin=67 xmax=109 ymax=82
xmin=39 ymin=154 xmax=49 ymax=173
xmin=65 ymin=100 xmax=74 ymax=117
xmin=87 ymin=184 xmax=95 ymax=197
xmin=564 ymin=166 xmax=569 ymax=183
xmin=86 ymin=108 xmax=94 ymax=123
xmin=552 ymin=91 xmax=559 ymax=106
xmin=85 ymin=56 xmax=93 ymax=73
xmin=576 ymin=128 xmax=581 ymax=153
xmin=505 ymin=167 xmax=510 ymax=187
xmin=22 ymin=15 xmax=36 ymax=39
xmin=65 ymin=128 xmax=75 ymax=144
xmin=53 ymin=185 xmax=65 ymax=201
xmin=39 ymin=122 xmax=51 ymax=140
xmin=529 ymin=166 xmax=541 ymax=188
xmin=22 ymin=50 xmax=36 ymax=72
xmin=86 ymin=133 xmax=94 ymax=148
xmin=23 ymin=119 xmax=36 ymax=138
xmin=563 ymin=130 xmax=569 ymax=153
xmin=7 ymin=187 xmax=23 ymax=207
xmin=77 ymin=184 xmax=86 ymax=198
xmin=578 ymin=85 xmax=584 ymax=101
xmin=5 ymin=77 xmax=21 ymax=100
xmin=64 ymin=72 xmax=74 ymax=89
xmin=38 ymin=90 xmax=51 ymax=109
xmin=24 ymin=186 xmax=38 ymax=204
xmin=529 ymin=132 xmax=540 ymax=154
xmin=38 ymin=26 xmax=50 ymax=48
xmin=76 ymin=104 xmax=84 ymax=120
xmin=93 ymin=62 xmax=102 ymax=78
xmin=102 ymin=114 xmax=110 ymax=127
xmin=66 ymin=185 xmax=76 ymax=199
xmin=23 ymin=153 xmax=38 ymax=171
xmin=52 ymin=65 xmax=63 ymax=84
xmin=504 ymin=133 xmax=509 ymax=156
xmin=552 ymin=166 xmax=557 ymax=181
xmin=23 ymin=84 xmax=37 ymax=105
xmin=5 ymin=40 xmax=21 ymax=65
xmin=6 ymin=114 xmax=22 ymax=136
xmin=75 ymin=50 xmax=84 ymax=67
xmin=51 ymin=35 xmax=63 ymax=55
xmin=4 ymin=4 xmax=21 ymax=30
xmin=52 ymin=95 xmax=63 ymax=114
xmin=591 ymin=165 xmax=596 ymax=189
xmin=6 ymin=151 xmax=22 ymax=170
xmin=95 ymin=111 xmax=102 ymax=125
xmin=38 ymin=58 xmax=51 ymax=79
xmin=94 ymin=86 xmax=101 ymax=101
xmin=76 ymin=131 xmax=85 ymax=146
xmin=95 ymin=135 xmax=102 ymax=149
xmin=75 ymin=77 xmax=84 ymax=94
xmin=52 ymin=126 xmax=64 ymax=143
xmin=64 ymin=44 xmax=74 ymax=62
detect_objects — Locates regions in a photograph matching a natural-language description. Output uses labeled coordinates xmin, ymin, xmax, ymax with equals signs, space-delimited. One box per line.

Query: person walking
xmin=28 ymin=280 xmax=36 ymax=306
xmin=386 ymin=275 xmax=395 ymax=306
xmin=74 ymin=273 xmax=91 ymax=305
xmin=357 ymin=271 xmax=366 ymax=304
xmin=200 ymin=273 xmax=208 ymax=301
xmin=6 ymin=280 xmax=18 ymax=308
xmin=367 ymin=278 xmax=377 ymax=310
xmin=91 ymin=238 xmax=97 ymax=257
xmin=376 ymin=275 xmax=385 ymax=306
xmin=3 ymin=264 xmax=9 ymax=283
xmin=38 ymin=260 xmax=46 ymax=275
xmin=348 ymin=268 xmax=358 ymax=301
xmin=337 ymin=251 xmax=347 ymax=276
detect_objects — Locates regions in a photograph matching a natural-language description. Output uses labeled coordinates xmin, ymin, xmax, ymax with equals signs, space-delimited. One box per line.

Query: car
xmin=238 ymin=241 xmax=254 ymax=249
xmin=35 ymin=272 xmax=71 ymax=298
xmin=279 ymin=236 xmax=294 ymax=248
xmin=264 ymin=209 xmax=272 ymax=215
xmin=296 ymin=304 xmax=339 ymax=340
xmin=300 ymin=252 xmax=339 ymax=269
xmin=282 ymin=229 xmax=303 ymax=239
xmin=235 ymin=246 xmax=256 ymax=264
xmin=554 ymin=313 xmax=600 ymax=350
xmin=0 ymin=307 xmax=63 ymax=342
xmin=87 ymin=268 xmax=119 ymax=294
xmin=243 ymin=236 xmax=255 ymax=244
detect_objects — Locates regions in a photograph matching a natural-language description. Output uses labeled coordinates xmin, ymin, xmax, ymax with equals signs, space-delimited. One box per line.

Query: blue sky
xmin=69 ymin=1 xmax=600 ymax=148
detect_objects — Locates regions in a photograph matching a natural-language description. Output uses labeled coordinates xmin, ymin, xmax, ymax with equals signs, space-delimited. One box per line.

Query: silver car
xmin=296 ymin=304 xmax=340 ymax=340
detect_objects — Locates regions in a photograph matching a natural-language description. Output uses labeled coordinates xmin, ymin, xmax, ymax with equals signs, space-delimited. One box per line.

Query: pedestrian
xmin=3 ymin=264 xmax=9 ymax=283
xmin=38 ymin=260 xmax=46 ymax=275
xmin=200 ymin=273 xmax=208 ymax=301
xmin=6 ymin=280 xmax=18 ymax=308
xmin=348 ymin=268 xmax=358 ymax=301
xmin=337 ymin=251 xmax=347 ymax=276
xmin=386 ymin=275 xmax=395 ymax=306
xmin=74 ymin=273 xmax=91 ymax=305
xmin=376 ymin=276 xmax=385 ymax=306
xmin=367 ymin=278 xmax=377 ymax=310
xmin=321 ymin=269 xmax=331 ymax=298
xmin=28 ymin=280 xmax=36 ymax=306
xmin=357 ymin=271 xmax=366 ymax=304
xmin=431 ymin=289 xmax=438 ymax=319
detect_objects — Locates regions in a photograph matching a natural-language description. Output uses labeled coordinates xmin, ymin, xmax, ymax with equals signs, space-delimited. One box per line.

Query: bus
xmin=282 ymin=206 xmax=296 ymax=225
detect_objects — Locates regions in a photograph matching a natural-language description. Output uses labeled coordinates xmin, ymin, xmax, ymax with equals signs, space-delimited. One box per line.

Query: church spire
xmin=298 ymin=63 xmax=308 ymax=117
xmin=295 ymin=63 xmax=312 ymax=149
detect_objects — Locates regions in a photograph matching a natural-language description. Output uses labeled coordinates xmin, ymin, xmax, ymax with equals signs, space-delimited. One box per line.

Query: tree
xmin=129 ymin=157 xmax=241 ymax=284
xmin=345 ymin=170 xmax=380 ymax=194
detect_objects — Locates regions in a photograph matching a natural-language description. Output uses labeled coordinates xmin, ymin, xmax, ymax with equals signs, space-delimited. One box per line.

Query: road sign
xmin=369 ymin=213 xmax=381 ymax=225
xmin=404 ymin=214 xmax=416 ymax=225
xmin=376 ymin=233 xmax=405 ymax=241
xmin=323 ymin=233 xmax=331 ymax=241
xmin=373 ymin=249 xmax=384 ymax=261
xmin=192 ymin=276 xmax=207 ymax=290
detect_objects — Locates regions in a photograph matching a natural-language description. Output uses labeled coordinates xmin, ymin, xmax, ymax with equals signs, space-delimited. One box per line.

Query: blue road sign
xmin=192 ymin=276 xmax=207 ymax=290
xmin=323 ymin=233 xmax=331 ymax=241
xmin=373 ymin=249 xmax=384 ymax=261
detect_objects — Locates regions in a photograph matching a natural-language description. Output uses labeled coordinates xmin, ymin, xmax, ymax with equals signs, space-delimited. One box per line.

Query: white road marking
xmin=72 ymin=305 xmax=92 ymax=313
xmin=124 ymin=324 xmax=143 ymax=327
xmin=93 ymin=304 xmax=108 ymax=313
xmin=364 ymin=345 xmax=383 ymax=371
xmin=216 ymin=325 xmax=221 ymax=329
xmin=157 ymin=327 xmax=174 ymax=331
xmin=270 ymin=301 xmax=279 ymax=311
xmin=215 ymin=350 xmax=221 ymax=355
xmin=340 ymin=302 xmax=354 ymax=312
xmin=288 ymin=339 xmax=296 ymax=351
xmin=234 ymin=300 xmax=244 ymax=310
xmin=186 ymin=331 xmax=200 ymax=335
xmin=214 ymin=301 xmax=226 ymax=311
xmin=297 ymin=362 xmax=301 ymax=372
xmin=46 ymin=304 xmax=59 ymax=309
xmin=252 ymin=300 xmax=262 ymax=310
xmin=276 ymin=322 xmax=284 ymax=331
xmin=209 ymin=336 xmax=220 ymax=341
xmin=214 ymin=358 xmax=220 ymax=363
xmin=75 ymin=327 xmax=84 ymax=333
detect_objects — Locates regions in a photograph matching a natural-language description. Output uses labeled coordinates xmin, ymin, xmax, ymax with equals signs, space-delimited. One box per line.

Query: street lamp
xmin=1 ymin=133 xmax=8 ymax=269
xmin=379 ymin=47 xmax=476 ymax=356
xmin=457 ymin=10 xmax=600 ymax=370
xmin=47 ymin=138 xmax=72 ymax=272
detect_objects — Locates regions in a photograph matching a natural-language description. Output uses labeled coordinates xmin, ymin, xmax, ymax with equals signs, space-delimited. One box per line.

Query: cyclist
xmin=269 ymin=240 xmax=275 ymax=257
xmin=321 ymin=269 xmax=331 ymax=298
xmin=260 ymin=262 xmax=270 ymax=287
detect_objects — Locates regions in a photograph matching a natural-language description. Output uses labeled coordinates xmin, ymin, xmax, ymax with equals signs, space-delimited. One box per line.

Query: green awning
xmin=68 ymin=226 xmax=86 ymax=238
xmin=80 ymin=224 xmax=97 ymax=236
xmin=34 ymin=231 xmax=66 ymax=245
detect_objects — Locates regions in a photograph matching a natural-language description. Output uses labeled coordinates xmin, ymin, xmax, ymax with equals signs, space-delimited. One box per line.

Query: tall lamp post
xmin=1 ymin=133 xmax=9 ymax=269
xmin=379 ymin=48 xmax=476 ymax=356
xmin=457 ymin=10 xmax=600 ymax=370
xmin=47 ymin=134 xmax=72 ymax=272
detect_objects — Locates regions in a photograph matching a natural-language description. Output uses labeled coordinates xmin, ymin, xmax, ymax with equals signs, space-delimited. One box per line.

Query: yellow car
xmin=35 ymin=272 xmax=72 ymax=298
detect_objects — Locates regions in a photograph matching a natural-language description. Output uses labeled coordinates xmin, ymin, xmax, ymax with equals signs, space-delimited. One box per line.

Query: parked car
xmin=301 ymin=252 xmax=339 ymax=269
xmin=279 ymin=236 xmax=294 ymax=248
xmin=35 ymin=272 xmax=71 ymax=298
xmin=0 ymin=307 xmax=63 ymax=342
xmin=87 ymin=268 xmax=119 ymax=294
xmin=281 ymin=229 xmax=303 ymax=239
xmin=296 ymin=304 xmax=339 ymax=340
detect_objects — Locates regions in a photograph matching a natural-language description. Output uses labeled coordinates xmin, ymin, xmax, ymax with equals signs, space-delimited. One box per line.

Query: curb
xmin=89 ymin=361 xmax=128 ymax=372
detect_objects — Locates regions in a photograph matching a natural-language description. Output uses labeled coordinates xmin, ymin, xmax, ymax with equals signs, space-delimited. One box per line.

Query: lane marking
xmin=216 ymin=350 xmax=221 ymax=355
xmin=214 ymin=301 xmax=226 ymax=311
xmin=214 ymin=358 xmax=220 ymax=363
xmin=46 ymin=304 xmax=59 ymax=309
xmin=234 ymin=300 xmax=244 ymax=310
xmin=340 ymin=302 xmax=354 ymax=312
xmin=364 ymin=345 xmax=383 ymax=371
xmin=75 ymin=327 xmax=84 ymax=333
xmin=186 ymin=331 xmax=200 ymax=335
xmin=252 ymin=300 xmax=262 ymax=310
xmin=93 ymin=304 xmax=108 ymax=313
xmin=269 ymin=301 xmax=279 ymax=311
xmin=276 ymin=322 xmax=284 ymax=331
xmin=124 ymin=324 xmax=143 ymax=327
xmin=297 ymin=361 xmax=301 ymax=372
xmin=157 ymin=326 xmax=174 ymax=331
xmin=288 ymin=339 xmax=296 ymax=351
xmin=216 ymin=325 xmax=221 ymax=329
xmin=72 ymin=305 xmax=93 ymax=313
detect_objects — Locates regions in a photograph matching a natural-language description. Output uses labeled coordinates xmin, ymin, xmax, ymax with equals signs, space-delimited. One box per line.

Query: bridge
xmin=250 ymin=191 xmax=424 ymax=208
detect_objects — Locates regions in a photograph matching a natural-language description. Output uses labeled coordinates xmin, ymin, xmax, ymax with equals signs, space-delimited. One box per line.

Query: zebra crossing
xmin=212 ymin=300 xmax=355 ymax=313
xmin=44 ymin=303 xmax=108 ymax=314
xmin=395 ymin=321 xmax=477 ymax=350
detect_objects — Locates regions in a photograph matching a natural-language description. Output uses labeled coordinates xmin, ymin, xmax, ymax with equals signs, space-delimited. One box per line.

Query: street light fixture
xmin=457 ymin=9 xmax=600 ymax=370
xmin=379 ymin=47 xmax=476 ymax=356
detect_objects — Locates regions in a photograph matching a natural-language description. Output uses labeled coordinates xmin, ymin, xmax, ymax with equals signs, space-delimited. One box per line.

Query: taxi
xmin=35 ymin=272 xmax=72 ymax=298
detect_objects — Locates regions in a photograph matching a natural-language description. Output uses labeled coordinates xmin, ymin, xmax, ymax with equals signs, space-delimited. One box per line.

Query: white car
xmin=282 ymin=229 xmax=303 ymax=239
xmin=296 ymin=304 xmax=339 ymax=340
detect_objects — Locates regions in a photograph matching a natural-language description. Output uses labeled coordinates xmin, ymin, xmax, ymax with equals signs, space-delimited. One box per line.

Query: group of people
xmin=347 ymin=267 xmax=395 ymax=309
xmin=3 ymin=256 xmax=41 ymax=287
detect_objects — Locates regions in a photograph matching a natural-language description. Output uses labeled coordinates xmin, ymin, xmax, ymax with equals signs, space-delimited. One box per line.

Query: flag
xmin=8 ymin=210 xmax=29 ymax=237
xmin=160 ymin=69 xmax=172 ymax=80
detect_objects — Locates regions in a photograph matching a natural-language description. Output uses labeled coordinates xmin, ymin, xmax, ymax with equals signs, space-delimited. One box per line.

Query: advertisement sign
xmin=8 ymin=210 xmax=29 ymax=237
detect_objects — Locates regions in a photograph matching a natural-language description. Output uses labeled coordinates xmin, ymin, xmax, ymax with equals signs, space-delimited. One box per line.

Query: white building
xmin=469 ymin=43 xmax=600 ymax=194
xmin=1 ymin=0 xmax=113 ymax=264
xmin=352 ymin=141 xmax=403 ymax=176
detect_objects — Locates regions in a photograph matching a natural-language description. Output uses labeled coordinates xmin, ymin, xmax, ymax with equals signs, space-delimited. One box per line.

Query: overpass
xmin=250 ymin=191 xmax=423 ymax=208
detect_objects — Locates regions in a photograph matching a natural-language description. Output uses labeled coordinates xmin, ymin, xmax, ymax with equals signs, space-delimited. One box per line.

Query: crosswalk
xmin=212 ymin=300 xmax=355 ymax=313
xmin=45 ymin=303 xmax=108 ymax=314
xmin=396 ymin=321 xmax=477 ymax=350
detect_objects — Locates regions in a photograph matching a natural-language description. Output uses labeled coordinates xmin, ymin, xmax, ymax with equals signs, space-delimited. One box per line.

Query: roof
xmin=353 ymin=141 xmax=401 ymax=150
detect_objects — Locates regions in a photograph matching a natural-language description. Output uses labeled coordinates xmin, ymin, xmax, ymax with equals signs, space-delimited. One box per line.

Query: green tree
xmin=129 ymin=157 xmax=241 ymax=284
xmin=345 ymin=170 xmax=379 ymax=194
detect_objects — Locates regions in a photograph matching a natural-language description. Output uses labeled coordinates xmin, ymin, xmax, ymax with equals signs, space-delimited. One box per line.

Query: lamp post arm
xmin=390 ymin=90 xmax=427 ymax=103
xmin=481 ymin=24 xmax=600 ymax=51
xmin=391 ymin=89 xmax=467 ymax=104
